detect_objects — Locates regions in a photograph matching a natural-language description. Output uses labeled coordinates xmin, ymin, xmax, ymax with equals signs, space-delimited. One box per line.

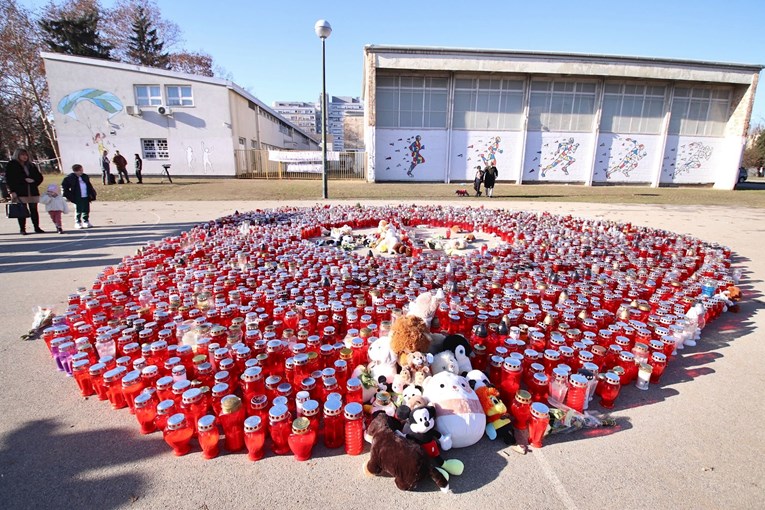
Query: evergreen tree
xmin=39 ymin=11 xmax=112 ymax=59
xmin=126 ymin=6 xmax=169 ymax=68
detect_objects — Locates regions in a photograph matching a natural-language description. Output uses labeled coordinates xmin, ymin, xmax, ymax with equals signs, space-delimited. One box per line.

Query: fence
xmin=234 ymin=150 xmax=367 ymax=180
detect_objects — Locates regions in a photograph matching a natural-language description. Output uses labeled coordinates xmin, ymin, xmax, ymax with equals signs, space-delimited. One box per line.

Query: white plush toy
xmin=422 ymin=371 xmax=486 ymax=449
xmin=684 ymin=302 xmax=706 ymax=346
xmin=365 ymin=335 xmax=398 ymax=383
xmin=430 ymin=351 xmax=460 ymax=375
xmin=407 ymin=290 xmax=444 ymax=329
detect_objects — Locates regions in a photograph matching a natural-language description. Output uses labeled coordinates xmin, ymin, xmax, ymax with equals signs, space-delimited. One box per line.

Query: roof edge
xmin=363 ymin=45 xmax=764 ymax=72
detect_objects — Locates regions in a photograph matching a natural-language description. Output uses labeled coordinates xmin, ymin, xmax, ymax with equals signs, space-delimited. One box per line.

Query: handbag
xmin=6 ymin=202 xmax=30 ymax=219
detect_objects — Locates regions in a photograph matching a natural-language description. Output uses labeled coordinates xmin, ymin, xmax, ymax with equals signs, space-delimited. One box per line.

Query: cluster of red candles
xmin=41 ymin=205 xmax=737 ymax=458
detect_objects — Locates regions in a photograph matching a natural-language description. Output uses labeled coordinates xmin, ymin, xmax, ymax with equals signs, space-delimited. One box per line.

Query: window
xmin=453 ymin=77 xmax=524 ymax=130
xmin=251 ymin=140 xmax=258 ymax=149
xmin=601 ymin=83 xmax=667 ymax=134
xmin=279 ymin=124 xmax=291 ymax=135
xmin=141 ymin=138 xmax=169 ymax=159
xmin=134 ymin=85 xmax=161 ymax=107
xmin=165 ymin=85 xmax=193 ymax=107
xmin=528 ymin=80 xmax=597 ymax=132
xmin=669 ymin=87 xmax=731 ymax=137
xmin=376 ymin=76 xmax=448 ymax=128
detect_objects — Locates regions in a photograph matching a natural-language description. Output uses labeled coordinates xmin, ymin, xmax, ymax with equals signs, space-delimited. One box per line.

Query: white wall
xmin=448 ymin=131 xmax=523 ymax=182
xmin=592 ymin=134 xmax=662 ymax=184
xmin=522 ymin=132 xmax=595 ymax=182
xmin=374 ymin=129 xmax=447 ymax=181
xmin=45 ymin=57 xmax=237 ymax=176
xmin=660 ymin=136 xmax=732 ymax=185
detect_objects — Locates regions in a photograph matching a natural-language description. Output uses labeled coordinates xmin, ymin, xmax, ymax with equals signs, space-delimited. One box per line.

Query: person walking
xmin=112 ymin=150 xmax=130 ymax=184
xmin=5 ymin=148 xmax=44 ymax=234
xmin=134 ymin=154 xmax=143 ymax=184
xmin=62 ymin=164 xmax=97 ymax=229
xmin=101 ymin=150 xmax=112 ymax=185
xmin=39 ymin=184 xmax=68 ymax=233
xmin=472 ymin=165 xmax=484 ymax=196
xmin=483 ymin=164 xmax=498 ymax=198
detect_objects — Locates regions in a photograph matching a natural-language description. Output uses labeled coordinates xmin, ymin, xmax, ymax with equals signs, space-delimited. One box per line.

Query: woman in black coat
xmin=483 ymin=165 xmax=498 ymax=198
xmin=6 ymin=148 xmax=44 ymax=234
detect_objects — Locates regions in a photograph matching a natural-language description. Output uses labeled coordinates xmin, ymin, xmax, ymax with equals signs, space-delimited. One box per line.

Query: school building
xmin=362 ymin=46 xmax=762 ymax=189
xmin=42 ymin=52 xmax=319 ymax=178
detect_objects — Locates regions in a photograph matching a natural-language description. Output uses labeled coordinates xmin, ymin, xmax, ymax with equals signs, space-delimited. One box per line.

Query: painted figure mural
xmin=58 ymin=88 xmax=123 ymax=156
xmin=540 ymin=137 xmax=579 ymax=177
xmin=674 ymin=142 xmax=713 ymax=176
xmin=605 ymin=137 xmax=647 ymax=179
xmin=407 ymin=135 xmax=425 ymax=177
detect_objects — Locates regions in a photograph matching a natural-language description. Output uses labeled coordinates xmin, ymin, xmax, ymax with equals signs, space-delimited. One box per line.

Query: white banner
xmin=287 ymin=163 xmax=324 ymax=173
xmin=268 ymin=150 xmax=340 ymax=162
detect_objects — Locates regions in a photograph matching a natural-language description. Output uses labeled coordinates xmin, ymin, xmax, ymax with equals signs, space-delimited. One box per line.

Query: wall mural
xmin=673 ymin=142 xmax=714 ymax=177
xmin=375 ymin=129 xmax=447 ymax=181
xmin=661 ymin=136 xmax=724 ymax=184
xmin=449 ymin=131 xmax=522 ymax=182
xmin=591 ymin=134 xmax=659 ymax=183
xmin=57 ymin=88 xmax=124 ymax=156
xmin=523 ymin=132 xmax=593 ymax=182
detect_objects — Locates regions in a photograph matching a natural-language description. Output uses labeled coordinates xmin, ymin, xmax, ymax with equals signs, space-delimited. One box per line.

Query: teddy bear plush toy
xmin=422 ymin=371 xmax=486 ymax=448
xmin=390 ymin=315 xmax=433 ymax=368
xmin=402 ymin=351 xmax=433 ymax=386
xmin=364 ymin=412 xmax=451 ymax=492
xmin=397 ymin=405 xmax=464 ymax=479
xmin=406 ymin=290 xmax=444 ymax=329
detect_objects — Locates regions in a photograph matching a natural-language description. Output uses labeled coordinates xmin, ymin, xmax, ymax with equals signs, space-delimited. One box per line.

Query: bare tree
xmin=101 ymin=0 xmax=182 ymax=63
xmin=0 ymin=0 xmax=59 ymax=161
xmin=168 ymin=50 xmax=214 ymax=77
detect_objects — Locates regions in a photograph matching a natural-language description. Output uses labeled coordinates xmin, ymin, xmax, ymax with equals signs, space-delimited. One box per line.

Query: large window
xmin=453 ymin=77 xmax=524 ymax=130
xmin=669 ymin=87 xmax=731 ymax=137
xmin=376 ymin=76 xmax=448 ymax=128
xmin=601 ymin=83 xmax=667 ymax=134
xmin=165 ymin=85 xmax=193 ymax=107
xmin=134 ymin=85 xmax=161 ymax=107
xmin=141 ymin=138 xmax=169 ymax=159
xmin=528 ymin=80 xmax=597 ymax=132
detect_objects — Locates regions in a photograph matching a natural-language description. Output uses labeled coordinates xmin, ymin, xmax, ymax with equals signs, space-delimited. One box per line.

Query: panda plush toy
xmin=398 ymin=405 xmax=464 ymax=478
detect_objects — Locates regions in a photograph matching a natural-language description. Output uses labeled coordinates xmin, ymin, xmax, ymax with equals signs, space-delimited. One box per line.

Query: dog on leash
xmin=455 ymin=189 xmax=469 ymax=197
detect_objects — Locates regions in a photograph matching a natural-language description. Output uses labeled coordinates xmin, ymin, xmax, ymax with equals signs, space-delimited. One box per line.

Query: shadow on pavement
xmin=0 ymin=419 xmax=165 ymax=510
xmin=0 ymin=222 xmax=198 ymax=274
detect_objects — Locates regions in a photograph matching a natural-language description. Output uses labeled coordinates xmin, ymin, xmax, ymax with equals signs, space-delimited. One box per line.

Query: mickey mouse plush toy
xmin=397 ymin=405 xmax=464 ymax=479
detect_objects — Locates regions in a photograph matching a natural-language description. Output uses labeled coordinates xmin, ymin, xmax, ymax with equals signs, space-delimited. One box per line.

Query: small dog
xmin=455 ymin=189 xmax=469 ymax=197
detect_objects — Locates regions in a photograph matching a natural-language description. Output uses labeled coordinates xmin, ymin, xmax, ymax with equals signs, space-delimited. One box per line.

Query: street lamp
xmin=315 ymin=19 xmax=332 ymax=199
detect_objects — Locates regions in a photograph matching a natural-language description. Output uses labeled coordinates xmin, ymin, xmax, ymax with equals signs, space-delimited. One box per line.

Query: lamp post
xmin=315 ymin=19 xmax=332 ymax=199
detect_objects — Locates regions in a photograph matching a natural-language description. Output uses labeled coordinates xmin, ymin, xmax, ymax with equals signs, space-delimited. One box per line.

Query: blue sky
xmin=26 ymin=0 xmax=765 ymax=125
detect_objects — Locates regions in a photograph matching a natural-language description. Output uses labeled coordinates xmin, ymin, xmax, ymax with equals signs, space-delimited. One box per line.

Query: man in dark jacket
xmin=101 ymin=150 xmax=112 ymax=185
xmin=112 ymin=150 xmax=130 ymax=184
xmin=62 ymin=164 xmax=97 ymax=229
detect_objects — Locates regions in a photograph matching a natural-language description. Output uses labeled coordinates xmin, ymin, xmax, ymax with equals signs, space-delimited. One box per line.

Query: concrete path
xmin=0 ymin=200 xmax=763 ymax=510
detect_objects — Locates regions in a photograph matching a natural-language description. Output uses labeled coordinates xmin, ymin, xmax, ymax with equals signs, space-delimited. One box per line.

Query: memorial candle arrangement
xmin=38 ymin=205 xmax=741 ymax=465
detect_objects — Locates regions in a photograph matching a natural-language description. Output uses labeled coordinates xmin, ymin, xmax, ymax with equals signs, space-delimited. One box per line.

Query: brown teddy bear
xmin=390 ymin=315 xmax=432 ymax=367
xmin=364 ymin=412 xmax=450 ymax=492
xmin=403 ymin=351 xmax=432 ymax=386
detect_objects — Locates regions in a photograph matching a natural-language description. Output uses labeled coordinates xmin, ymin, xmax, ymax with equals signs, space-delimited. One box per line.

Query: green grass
xmin=74 ymin=176 xmax=765 ymax=207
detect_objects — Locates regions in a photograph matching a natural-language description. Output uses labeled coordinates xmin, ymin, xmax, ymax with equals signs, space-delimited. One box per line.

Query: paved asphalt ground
xmin=0 ymin=199 xmax=763 ymax=510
